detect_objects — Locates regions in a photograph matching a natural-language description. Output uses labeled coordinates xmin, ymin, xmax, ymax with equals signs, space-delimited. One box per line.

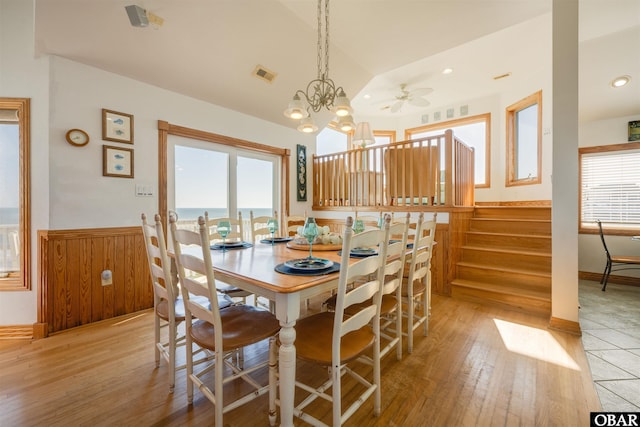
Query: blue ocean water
xmin=175 ymin=208 xmax=273 ymax=221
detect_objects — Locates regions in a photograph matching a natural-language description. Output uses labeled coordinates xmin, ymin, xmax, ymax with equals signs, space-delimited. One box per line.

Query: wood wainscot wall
xmin=37 ymin=226 xmax=152 ymax=337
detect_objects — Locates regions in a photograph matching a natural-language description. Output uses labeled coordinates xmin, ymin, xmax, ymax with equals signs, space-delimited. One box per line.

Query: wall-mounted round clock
xmin=65 ymin=128 xmax=89 ymax=147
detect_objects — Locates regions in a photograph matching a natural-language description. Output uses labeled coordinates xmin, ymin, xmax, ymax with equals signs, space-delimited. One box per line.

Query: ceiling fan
xmin=380 ymin=83 xmax=433 ymax=113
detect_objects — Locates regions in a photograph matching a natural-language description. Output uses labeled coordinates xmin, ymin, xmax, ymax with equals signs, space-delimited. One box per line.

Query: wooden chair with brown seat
xmin=402 ymin=212 xmax=437 ymax=354
xmin=323 ymin=214 xmax=410 ymax=361
xmin=597 ymin=220 xmax=640 ymax=291
xmin=141 ymin=213 xmax=233 ymax=393
xmin=170 ymin=214 xmax=280 ymax=425
xmin=269 ymin=216 xmax=391 ymax=426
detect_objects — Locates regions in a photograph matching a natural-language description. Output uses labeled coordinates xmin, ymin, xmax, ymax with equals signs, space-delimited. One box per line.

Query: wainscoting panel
xmin=38 ymin=227 xmax=152 ymax=335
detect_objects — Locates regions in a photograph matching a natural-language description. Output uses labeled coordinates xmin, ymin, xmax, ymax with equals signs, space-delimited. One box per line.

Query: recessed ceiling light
xmin=442 ymin=68 xmax=453 ymax=75
xmin=611 ymin=75 xmax=631 ymax=88
xmin=363 ymin=94 xmax=371 ymax=99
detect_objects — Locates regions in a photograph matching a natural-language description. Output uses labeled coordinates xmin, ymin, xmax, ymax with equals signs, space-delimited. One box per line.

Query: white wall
xmin=0 ymin=0 xmax=50 ymax=325
xmin=0 ymin=0 xmax=309 ymax=325
xmin=578 ymin=114 xmax=640 ymax=277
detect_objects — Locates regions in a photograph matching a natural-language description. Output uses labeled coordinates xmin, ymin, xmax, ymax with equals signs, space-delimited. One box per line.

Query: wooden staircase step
xmin=461 ymin=246 xmax=551 ymax=270
xmin=456 ymin=262 xmax=551 ymax=292
xmin=465 ymin=231 xmax=551 ymax=252
xmin=469 ymin=218 xmax=551 ymax=235
xmin=473 ymin=206 xmax=552 ymax=220
xmin=451 ymin=279 xmax=551 ymax=316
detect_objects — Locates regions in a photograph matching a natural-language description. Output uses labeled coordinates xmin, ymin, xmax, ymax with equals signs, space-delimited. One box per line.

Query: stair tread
xmin=466 ymin=231 xmax=551 ymax=239
xmin=472 ymin=217 xmax=551 ymax=223
xmin=451 ymin=279 xmax=551 ymax=300
xmin=462 ymin=245 xmax=551 ymax=257
xmin=457 ymin=261 xmax=551 ymax=277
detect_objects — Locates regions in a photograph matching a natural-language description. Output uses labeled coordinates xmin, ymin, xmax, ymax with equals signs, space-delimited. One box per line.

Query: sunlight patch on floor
xmin=493 ymin=318 xmax=580 ymax=371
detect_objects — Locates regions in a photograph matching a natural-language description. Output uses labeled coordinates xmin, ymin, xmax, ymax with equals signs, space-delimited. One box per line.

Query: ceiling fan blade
xmin=410 ymin=87 xmax=433 ymax=97
xmin=409 ymin=97 xmax=430 ymax=107
xmin=390 ymin=101 xmax=403 ymax=113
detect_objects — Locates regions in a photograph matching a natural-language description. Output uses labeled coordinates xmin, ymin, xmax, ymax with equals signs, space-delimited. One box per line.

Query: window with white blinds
xmin=581 ymin=146 xmax=640 ymax=228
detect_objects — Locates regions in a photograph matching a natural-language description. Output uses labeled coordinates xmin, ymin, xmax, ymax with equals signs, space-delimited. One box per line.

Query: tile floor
xmin=579 ymin=279 xmax=640 ymax=411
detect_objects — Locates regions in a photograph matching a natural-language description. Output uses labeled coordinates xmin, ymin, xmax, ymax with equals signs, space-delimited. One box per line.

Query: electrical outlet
xmin=101 ymin=270 xmax=112 ymax=286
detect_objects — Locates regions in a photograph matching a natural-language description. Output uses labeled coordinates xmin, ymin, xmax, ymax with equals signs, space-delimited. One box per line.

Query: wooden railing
xmin=313 ymin=129 xmax=475 ymax=210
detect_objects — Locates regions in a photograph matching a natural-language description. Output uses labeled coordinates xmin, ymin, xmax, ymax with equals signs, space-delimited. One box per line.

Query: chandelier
xmin=283 ymin=0 xmax=353 ymax=133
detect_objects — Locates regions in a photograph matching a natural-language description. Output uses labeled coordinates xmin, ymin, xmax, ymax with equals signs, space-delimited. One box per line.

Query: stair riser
xmin=461 ymin=249 xmax=551 ymax=271
xmin=465 ymin=233 xmax=551 ymax=252
xmin=473 ymin=207 xmax=551 ymax=220
xmin=470 ymin=219 xmax=551 ymax=235
xmin=451 ymin=286 xmax=551 ymax=317
xmin=456 ymin=265 xmax=551 ymax=292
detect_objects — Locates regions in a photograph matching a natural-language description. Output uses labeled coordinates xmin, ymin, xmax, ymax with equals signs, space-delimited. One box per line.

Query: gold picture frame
xmin=102 ymin=109 xmax=134 ymax=144
xmin=103 ymin=145 xmax=134 ymax=178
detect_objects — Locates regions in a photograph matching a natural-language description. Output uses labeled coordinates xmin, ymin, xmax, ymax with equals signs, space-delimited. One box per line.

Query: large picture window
xmin=0 ymin=98 xmax=30 ymax=290
xmin=580 ymin=142 xmax=640 ymax=234
xmin=506 ymin=91 xmax=542 ymax=186
xmin=406 ymin=113 xmax=490 ymax=188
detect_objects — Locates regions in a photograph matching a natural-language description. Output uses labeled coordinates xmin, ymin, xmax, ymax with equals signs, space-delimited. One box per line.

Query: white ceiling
xmin=34 ymin=0 xmax=640 ymax=131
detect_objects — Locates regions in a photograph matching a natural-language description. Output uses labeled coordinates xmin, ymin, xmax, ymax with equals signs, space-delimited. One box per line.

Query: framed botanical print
xmin=103 ymin=145 xmax=134 ymax=178
xmin=102 ymin=109 xmax=134 ymax=144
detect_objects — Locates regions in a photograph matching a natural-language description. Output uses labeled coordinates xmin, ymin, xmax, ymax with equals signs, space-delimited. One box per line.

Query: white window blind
xmin=581 ymin=149 xmax=640 ymax=225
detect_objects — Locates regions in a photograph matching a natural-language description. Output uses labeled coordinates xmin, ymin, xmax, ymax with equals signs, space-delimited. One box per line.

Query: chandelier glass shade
xmin=284 ymin=0 xmax=352 ymax=132
xmin=352 ymin=122 xmax=376 ymax=148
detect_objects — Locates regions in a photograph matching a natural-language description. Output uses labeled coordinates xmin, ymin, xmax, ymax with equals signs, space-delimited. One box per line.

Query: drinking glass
xmin=217 ymin=220 xmax=231 ymax=251
xmin=353 ymin=219 xmax=365 ymax=234
xmin=267 ymin=218 xmax=278 ymax=244
xmin=302 ymin=217 xmax=318 ymax=259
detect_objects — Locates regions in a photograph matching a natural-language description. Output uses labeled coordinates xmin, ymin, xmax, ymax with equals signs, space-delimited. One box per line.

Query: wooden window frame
xmin=405 ymin=113 xmax=491 ymax=188
xmin=579 ymin=142 xmax=640 ymax=236
xmin=0 ymin=98 xmax=31 ymax=291
xmin=506 ymin=91 xmax=542 ymax=187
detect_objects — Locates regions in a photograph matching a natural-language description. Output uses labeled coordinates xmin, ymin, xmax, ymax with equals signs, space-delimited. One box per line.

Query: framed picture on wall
xmin=296 ymin=144 xmax=307 ymax=201
xmin=628 ymin=120 xmax=640 ymax=142
xmin=102 ymin=109 xmax=134 ymax=144
xmin=103 ymin=145 xmax=134 ymax=178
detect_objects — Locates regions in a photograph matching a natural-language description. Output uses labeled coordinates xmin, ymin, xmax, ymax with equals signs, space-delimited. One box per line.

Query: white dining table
xmin=202 ymin=241 xmax=344 ymax=427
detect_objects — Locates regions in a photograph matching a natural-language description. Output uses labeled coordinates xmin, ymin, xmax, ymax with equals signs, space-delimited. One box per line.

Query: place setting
xmin=275 ymin=217 xmax=340 ymax=276
xmin=259 ymin=218 xmax=293 ymax=245
xmin=210 ymin=220 xmax=253 ymax=251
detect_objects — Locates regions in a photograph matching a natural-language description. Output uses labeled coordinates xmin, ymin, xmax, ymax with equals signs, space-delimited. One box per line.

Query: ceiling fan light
xmin=284 ymin=95 xmax=309 ymax=119
xmin=337 ymin=115 xmax=355 ymax=132
xmin=332 ymin=89 xmax=353 ymax=117
xmin=297 ymin=117 xmax=318 ymax=133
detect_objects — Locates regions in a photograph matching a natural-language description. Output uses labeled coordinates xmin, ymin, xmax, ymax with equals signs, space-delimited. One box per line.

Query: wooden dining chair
xmin=170 ymin=214 xmax=280 ymax=425
xmin=269 ymin=216 xmax=390 ymax=426
xmin=323 ymin=214 xmax=410 ymax=361
xmin=141 ymin=213 xmax=233 ymax=393
xmin=250 ymin=210 xmax=278 ymax=242
xmin=204 ymin=211 xmax=244 ymax=243
xmin=203 ymin=211 xmax=252 ymax=303
xmin=597 ymin=220 xmax=640 ymax=291
xmin=284 ymin=211 xmax=307 ymax=236
xmin=355 ymin=210 xmax=382 ymax=230
xmin=402 ymin=212 xmax=437 ymax=354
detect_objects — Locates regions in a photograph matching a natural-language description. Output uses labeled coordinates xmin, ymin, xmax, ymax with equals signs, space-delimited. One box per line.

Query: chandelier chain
xmin=324 ymin=0 xmax=330 ymax=79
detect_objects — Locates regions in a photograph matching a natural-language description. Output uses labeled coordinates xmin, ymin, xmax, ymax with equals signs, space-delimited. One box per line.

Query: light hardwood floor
xmin=0 ymin=293 xmax=600 ymax=426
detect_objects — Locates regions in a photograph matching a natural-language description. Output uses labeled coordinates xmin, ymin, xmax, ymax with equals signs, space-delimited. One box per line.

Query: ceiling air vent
xmin=253 ymin=65 xmax=277 ymax=84
xmin=493 ymin=72 xmax=512 ymax=80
